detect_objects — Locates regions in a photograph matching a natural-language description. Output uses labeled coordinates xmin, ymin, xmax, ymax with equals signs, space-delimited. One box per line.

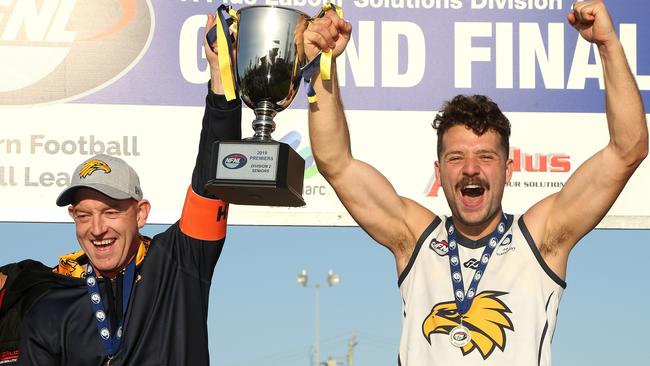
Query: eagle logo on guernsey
xmin=421 ymin=291 xmax=514 ymax=359
xmin=79 ymin=159 xmax=111 ymax=178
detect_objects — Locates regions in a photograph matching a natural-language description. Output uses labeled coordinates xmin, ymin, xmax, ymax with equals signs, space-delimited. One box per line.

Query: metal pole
xmin=347 ymin=336 xmax=358 ymax=366
xmin=315 ymin=283 xmax=321 ymax=366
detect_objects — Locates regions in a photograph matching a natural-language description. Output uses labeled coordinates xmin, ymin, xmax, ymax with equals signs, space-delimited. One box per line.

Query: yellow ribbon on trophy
xmin=317 ymin=2 xmax=344 ymax=82
xmin=303 ymin=2 xmax=345 ymax=103
xmin=209 ymin=5 xmax=239 ymax=101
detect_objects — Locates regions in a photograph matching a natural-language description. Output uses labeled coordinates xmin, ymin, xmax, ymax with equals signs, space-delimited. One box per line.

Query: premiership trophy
xmin=205 ymin=5 xmax=309 ymax=207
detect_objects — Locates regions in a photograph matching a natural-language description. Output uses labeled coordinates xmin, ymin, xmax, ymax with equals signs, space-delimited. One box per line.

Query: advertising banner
xmin=1 ymin=0 xmax=648 ymax=227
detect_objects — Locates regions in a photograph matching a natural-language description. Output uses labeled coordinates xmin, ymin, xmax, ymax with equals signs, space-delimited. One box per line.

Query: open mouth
xmin=91 ymin=239 xmax=115 ymax=248
xmin=457 ymin=178 xmax=488 ymax=208
xmin=461 ymin=184 xmax=485 ymax=197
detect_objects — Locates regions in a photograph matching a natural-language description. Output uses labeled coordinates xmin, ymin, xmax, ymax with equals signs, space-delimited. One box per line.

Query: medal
xmin=449 ymin=324 xmax=471 ymax=348
xmin=445 ymin=214 xmax=510 ymax=348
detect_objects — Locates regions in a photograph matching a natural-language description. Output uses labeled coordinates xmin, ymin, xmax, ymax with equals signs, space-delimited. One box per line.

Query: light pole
xmin=297 ymin=269 xmax=340 ymax=366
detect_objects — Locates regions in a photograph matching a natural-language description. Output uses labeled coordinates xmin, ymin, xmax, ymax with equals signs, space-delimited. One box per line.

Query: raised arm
xmin=305 ymin=12 xmax=435 ymax=271
xmin=525 ymin=0 xmax=648 ymax=278
xmin=178 ymin=14 xmax=242 ymax=245
xmin=191 ymin=14 xmax=242 ymax=198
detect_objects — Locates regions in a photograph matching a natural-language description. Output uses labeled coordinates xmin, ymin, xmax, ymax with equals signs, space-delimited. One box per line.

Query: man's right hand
xmin=303 ymin=10 xmax=352 ymax=63
xmin=568 ymin=0 xmax=617 ymax=48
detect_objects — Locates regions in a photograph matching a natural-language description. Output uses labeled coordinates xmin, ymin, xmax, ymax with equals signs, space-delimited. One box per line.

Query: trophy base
xmin=206 ymin=140 xmax=306 ymax=207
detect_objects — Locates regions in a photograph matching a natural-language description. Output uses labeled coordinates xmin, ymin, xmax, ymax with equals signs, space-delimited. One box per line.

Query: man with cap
xmin=16 ymin=14 xmax=240 ymax=365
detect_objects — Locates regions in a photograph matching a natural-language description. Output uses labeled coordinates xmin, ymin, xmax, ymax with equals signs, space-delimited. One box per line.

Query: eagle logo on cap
xmin=422 ymin=291 xmax=514 ymax=359
xmin=79 ymin=159 xmax=111 ymax=178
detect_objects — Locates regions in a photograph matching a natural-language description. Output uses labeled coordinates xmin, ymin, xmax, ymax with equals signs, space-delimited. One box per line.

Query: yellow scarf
xmin=53 ymin=236 xmax=151 ymax=278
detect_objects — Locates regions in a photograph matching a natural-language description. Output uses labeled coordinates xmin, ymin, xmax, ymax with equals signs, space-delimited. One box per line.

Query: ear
xmin=68 ymin=205 xmax=75 ymax=219
xmin=136 ymin=199 xmax=151 ymax=229
xmin=505 ymin=158 xmax=514 ymax=184
xmin=434 ymin=160 xmax=441 ymax=182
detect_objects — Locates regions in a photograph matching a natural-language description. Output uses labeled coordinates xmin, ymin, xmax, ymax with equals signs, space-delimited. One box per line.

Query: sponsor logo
xmin=450 ymin=255 xmax=459 ymax=266
xmin=96 ymin=310 xmax=106 ymax=322
xmin=430 ymin=239 xmax=449 ymax=256
xmin=455 ymin=290 xmax=464 ymax=301
xmin=422 ymin=291 xmax=514 ymax=359
xmin=0 ymin=349 xmax=19 ymax=362
xmin=474 ymin=270 xmax=482 ymax=281
xmin=489 ymin=237 xmax=498 ymax=248
xmin=279 ymin=131 xmax=318 ymax=179
xmin=100 ymin=327 xmax=110 ymax=340
xmin=452 ymin=272 xmax=462 ymax=283
xmin=1 ymin=0 xmax=154 ymax=105
xmin=464 ymin=258 xmax=480 ymax=269
xmin=222 ymin=154 xmax=247 ymax=169
xmin=79 ymin=159 xmax=111 ymax=179
xmin=496 ymin=234 xmax=515 ymax=255
xmin=511 ymin=148 xmax=571 ymax=173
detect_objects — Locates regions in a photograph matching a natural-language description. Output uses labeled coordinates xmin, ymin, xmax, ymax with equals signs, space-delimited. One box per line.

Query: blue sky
xmin=2 ymin=222 xmax=648 ymax=365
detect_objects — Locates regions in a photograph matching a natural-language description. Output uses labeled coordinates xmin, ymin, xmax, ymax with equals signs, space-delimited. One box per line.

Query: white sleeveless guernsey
xmin=398 ymin=215 xmax=565 ymax=365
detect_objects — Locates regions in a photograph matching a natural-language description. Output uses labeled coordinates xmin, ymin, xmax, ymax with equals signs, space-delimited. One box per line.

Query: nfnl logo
xmin=0 ymin=0 xmax=154 ymax=105
xmin=223 ymin=154 xmax=247 ymax=169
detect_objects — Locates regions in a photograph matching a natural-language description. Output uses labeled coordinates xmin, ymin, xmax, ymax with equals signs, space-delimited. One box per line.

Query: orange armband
xmin=180 ymin=186 xmax=228 ymax=241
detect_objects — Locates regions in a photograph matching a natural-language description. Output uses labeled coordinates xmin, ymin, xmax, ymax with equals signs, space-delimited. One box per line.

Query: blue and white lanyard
xmin=446 ymin=214 xmax=509 ymax=315
xmin=85 ymin=259 xmax=135 ymax=358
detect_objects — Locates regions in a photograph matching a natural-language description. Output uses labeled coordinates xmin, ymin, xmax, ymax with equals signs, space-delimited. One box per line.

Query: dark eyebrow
xmin=443 ymin=149 xmax=464 ymax=156
xmin=475 ymin=149 xmax=499 ymax=155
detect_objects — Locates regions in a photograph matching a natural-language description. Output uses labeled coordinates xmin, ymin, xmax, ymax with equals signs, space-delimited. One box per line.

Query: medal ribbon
xmin=85 ymin=259 xmax=136 ymax=357
xmin=446 ymin=214 xmax=509 ymax=315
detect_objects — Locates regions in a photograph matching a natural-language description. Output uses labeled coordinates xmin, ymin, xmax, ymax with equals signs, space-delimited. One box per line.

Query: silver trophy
xmin=206 ymin=6 xmax=309 ymax=207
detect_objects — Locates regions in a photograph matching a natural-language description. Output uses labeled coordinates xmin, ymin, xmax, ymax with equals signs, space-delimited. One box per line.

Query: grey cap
xmin=56 ymin=154 xmax=143 ymax=206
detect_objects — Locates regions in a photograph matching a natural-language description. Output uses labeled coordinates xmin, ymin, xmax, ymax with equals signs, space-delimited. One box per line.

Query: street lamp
xmin=297 ymin=269 xmax=340 ymax=366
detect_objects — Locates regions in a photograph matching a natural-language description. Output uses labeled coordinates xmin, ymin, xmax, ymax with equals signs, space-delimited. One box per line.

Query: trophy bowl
xmin=236 ymin=5 xmax=309 ymax=140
